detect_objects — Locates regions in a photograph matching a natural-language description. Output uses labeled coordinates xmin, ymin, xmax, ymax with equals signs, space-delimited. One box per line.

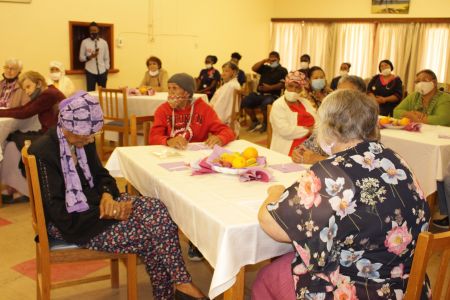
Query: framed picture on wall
xmin=371 ymin=0 xmax=410 ymax=14
xmin=67 ymin=21 xmax=119 ymax=75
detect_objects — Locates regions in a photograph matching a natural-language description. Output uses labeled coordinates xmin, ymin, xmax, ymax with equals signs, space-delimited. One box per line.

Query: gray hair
xmin=4 ymin=58 xmax=23 ymax=71
xmin=222 ymin=61 xmax=239 ymax=71
xmin=337 ymin=75 xmax=367 ymax=93
xmin=317 ymin=90 xmax=379 ymax=145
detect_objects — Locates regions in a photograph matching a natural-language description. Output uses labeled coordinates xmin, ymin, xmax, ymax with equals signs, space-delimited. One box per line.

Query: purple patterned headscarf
xmin=57 ymin=91 xmax=104 ymax=213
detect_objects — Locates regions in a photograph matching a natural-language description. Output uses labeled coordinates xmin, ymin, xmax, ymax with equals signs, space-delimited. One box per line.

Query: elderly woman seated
xmin=269 ymin=71 xmax=316 ymax=156
xmin=0 ymin=70 xmax=65 ymax=203
xmin=253 ymin=89 xmax=431 ymax=299
xmin=210 ymin=62 xmax=241 ymax=134
xmin=394 ymin=69 xmax=450 ymax=126
xmin=47 ymin=60 xmax=75 ymax=97
xmin=292 ymin=75 xmax=367 ymax=165
xmin=140 ymin=56 xmax=169 ymax=92
xmin=27 ymin=92 xmax=208 ymax=300
xmin=0 ymin=58 xmax=29 ymax=108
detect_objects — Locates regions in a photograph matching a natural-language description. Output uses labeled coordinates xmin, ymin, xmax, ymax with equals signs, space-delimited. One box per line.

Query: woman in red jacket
xmin=149 ymin=73 xmax=235 ymax=149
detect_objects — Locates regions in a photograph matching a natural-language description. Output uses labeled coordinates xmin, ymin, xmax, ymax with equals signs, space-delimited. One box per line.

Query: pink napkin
xmin=127 ymin=87 xmax=140 ymax=96
xmin=239 ymin=167 xmax=272 ymax=182
xmin=158 ymin=161 xmax=189 ymax=171
xmin=403 ymin=122 xmax=421 ymax=132
xmin=269 ymin=163 xmax=305 ymax=173
xmin=191 ymin=157 xmax=215 ymax=175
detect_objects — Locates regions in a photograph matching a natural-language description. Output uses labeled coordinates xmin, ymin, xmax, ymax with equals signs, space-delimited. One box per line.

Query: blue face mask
xmin=311 ymin=78 xmax=326 ymax=91
xmin=270 ymin=61 xmax=279 ymax=68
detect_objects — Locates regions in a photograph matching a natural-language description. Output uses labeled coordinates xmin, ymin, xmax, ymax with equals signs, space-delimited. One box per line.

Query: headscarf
xmin=57 ymin=91 xmax=103 ymax=213
xmin=285 ymin=70 xmax=308 ymax=88
xmin=49 ymin=60 xmax=66 ymax=75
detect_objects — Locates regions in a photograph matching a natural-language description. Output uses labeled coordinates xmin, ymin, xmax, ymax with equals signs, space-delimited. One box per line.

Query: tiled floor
xmin=1 ymin=126 xmax=449 ymax=299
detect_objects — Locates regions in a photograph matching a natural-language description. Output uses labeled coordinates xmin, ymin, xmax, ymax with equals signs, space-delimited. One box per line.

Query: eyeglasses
xmin=3 ymin=66 xmax=18 ymax=71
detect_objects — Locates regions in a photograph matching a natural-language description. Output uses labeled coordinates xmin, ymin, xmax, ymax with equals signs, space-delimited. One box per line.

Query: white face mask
xmin=381 ymin=68 xmax=392 ymax=76
xmin=319 ymin=139 xmax=335 ymax=156
xmin=300 ymin=62 xmax=309 ymax=69
xmin=339 ymin=70 xmax=349 ymax=77
xmin=148 ymin=70 xmax=159 ymax=77
xmin=415 ymin=81 xmax=435 ymax=95
xmin=49 ymin=72 xmax=61 ymax=81
xmin=284 ymin=91 xmax=299 ymax=102
xmin=205 ymin=64 xmax=213 ymax=69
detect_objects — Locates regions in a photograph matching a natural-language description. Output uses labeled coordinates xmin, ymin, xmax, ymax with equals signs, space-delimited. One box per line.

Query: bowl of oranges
xmin=379 ymin=116 xmax=411 ymax=129
xmin=208 ymin=146 xmax=266 ymax=175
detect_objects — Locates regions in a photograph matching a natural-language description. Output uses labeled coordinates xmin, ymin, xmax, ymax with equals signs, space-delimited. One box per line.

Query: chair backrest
xmin=130 ymin=115 xmax=155 ymax=146
xmin=405 ymin=231 xmax=450 ymax=300
xmin=21 ymin=142 xmax=51 ymax=253
xmin=98 ymin=87 xmax=128 ymax=124
xmin=267 ymin=104 xmax=273 ymax=148
xmin=230 ymin=89 xmax=242 ymax=136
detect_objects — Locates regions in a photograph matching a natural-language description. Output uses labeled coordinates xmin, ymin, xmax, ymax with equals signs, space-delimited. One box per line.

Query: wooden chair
xmin=97 ymin=87 xmax=130 ymax=160
xmin=230 ymin=89 xmax=242 ymax=137
xmin=21 ymin=142 xmax=138 ymax=300
xmin=267 ymin=104 xmax=273 ymax=148
xmin=130 ymin=115 xmax=154 ymax=146
xmin=405 ymin=231 xmax=450 ymax=300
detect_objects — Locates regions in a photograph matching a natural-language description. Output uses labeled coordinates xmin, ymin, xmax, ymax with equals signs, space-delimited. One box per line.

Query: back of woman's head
xmin=318 ymin=90 xmax=379 ymax=144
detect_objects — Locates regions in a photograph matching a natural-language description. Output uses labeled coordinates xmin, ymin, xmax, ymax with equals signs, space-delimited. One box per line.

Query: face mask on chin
xmin=29 ymin=87 xmax=41 ymax=101
xmin=284 ymin=91 xmax=299 ymax=102
xmin=49 ymin=72 xmax=62 ymax=81
xmin=205 ymin=64 xmax=213 ymax=69
xmin=339 ymin=70 xmax=349 ymax=77
xmin=148 ymin=70 xmax=159 ymax=77
xmin=415 ymin=81 xmax=434 ymax=95
xmin=90 ymin=33 xmax=98 ymax=40
xmin=270 ymin=61 xmax=279 ymax=68
xmin=300 ymin=62 xmax=309 ymax=69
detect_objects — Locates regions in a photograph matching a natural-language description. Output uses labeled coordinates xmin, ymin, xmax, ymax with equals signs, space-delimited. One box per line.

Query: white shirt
xmin=210 ymin=78 xmax=240 ymax=124
xmin=79 ymin=37 xmax=110 ymax=74
xmin=270 ymin=95 xmax=317 ymax=155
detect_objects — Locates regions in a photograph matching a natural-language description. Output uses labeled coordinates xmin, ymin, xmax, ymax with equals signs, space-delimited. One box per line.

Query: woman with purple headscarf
xmin=27 ymin=91 xmax=208 ymax=300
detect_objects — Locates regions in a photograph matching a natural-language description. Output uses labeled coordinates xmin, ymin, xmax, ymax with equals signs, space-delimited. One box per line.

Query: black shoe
xmin=174 ymin=289 xmax=209 ymax=300
xmin=247 ymin=121 xmax=261 ymax=132
xmin=1 ymin=194 xmax=14 ymax=204
xmin=187 ymin=242 xmax=204 ymax=262
xmin=433 ymin=216 xmax=449 ymax=229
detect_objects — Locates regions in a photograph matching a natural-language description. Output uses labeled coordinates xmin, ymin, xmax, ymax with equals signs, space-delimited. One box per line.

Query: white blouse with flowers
xmin=267 ymin=141 xmax=431 ymax=300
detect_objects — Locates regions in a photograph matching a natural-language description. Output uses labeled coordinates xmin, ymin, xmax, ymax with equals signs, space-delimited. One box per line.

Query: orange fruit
xmin=379 ymin=117 xmax=391 ymax=125
xmin=399 ymin=117 xmax=411 ymax=126
xmin=242 ymin=147 xmax=258 ymax=160
xmin=232 ymin=156 xmax=247 ymax=169
xmin=139 ymin=86 xmax=148 ymax=95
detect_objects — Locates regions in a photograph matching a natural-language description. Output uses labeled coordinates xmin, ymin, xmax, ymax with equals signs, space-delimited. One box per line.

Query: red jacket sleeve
xmin=148 ymin=105 xmax=170 ymax=145
xmin=205 ymin=105 xmax=235 ymax=145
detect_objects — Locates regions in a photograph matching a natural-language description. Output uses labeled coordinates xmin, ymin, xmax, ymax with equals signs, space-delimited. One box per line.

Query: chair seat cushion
xmin=49 ymin=238 xmax=80 ymax=250
xmin=105 ymin=120 xmax=124 ymax=127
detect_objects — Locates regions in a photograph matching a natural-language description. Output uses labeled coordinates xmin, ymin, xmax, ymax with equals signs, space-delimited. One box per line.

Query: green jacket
xmin=393 ymin=91 xmax=450 ymax=126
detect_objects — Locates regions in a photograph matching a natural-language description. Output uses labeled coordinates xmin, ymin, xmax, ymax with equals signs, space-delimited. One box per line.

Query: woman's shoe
xmin=174 ymin=289 xmax=209 ymax=300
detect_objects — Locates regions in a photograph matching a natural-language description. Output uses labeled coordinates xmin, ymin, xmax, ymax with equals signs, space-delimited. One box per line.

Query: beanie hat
xmin=168 ymin=73 xmax=195 ymax=96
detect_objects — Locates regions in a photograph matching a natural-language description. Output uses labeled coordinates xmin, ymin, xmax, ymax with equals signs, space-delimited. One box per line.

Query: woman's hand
xmin=267 ymin=185 xmax=285 ymax=198
xmin=205 ymin=135 xmax=223 ymax=148
xmin=99 ymin=193 xmax=133 ymax=221
xmin=167 ymin=136 xmax=188 ymax=149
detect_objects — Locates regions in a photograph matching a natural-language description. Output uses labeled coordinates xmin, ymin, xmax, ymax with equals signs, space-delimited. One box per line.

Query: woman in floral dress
xmin=253 ymin=90 xmax=431 ymax=300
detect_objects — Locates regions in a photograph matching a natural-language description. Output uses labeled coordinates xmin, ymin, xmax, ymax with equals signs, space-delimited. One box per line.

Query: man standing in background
xmin=79 ymin=22 xmax=110 ymax=91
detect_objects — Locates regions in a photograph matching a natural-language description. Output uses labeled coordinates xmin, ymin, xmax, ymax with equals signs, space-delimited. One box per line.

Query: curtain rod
xmin=271 ymin=18 xmax=450 ymax=23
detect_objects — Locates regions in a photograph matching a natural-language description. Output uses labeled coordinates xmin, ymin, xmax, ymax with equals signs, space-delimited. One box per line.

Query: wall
xmin=273 ymin=0 xmax=450 ymax=18
xmin=0 ymin=0 xmax=274 ymax=90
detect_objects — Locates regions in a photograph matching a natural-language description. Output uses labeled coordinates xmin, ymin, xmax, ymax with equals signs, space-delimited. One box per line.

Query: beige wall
xmin=273 ymin=0 xmax=450 ymax=18
xmin=0 ymin=0 xmax=273 ymax=91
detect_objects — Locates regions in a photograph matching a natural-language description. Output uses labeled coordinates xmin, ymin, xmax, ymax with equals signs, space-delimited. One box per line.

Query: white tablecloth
xmin=0 ymin=116 xmax=41 ymax=161
xmin=89 ymin=91 xmax=209 ymax=117
xmin=380 ymin=124 xmax=450 ymax=197
xmin=106 ymin=140 xmax=299 ymax=298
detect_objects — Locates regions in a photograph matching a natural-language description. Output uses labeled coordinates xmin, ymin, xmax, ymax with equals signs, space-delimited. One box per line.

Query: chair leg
xmin=41 ymin=260 xmax=51 ymax=300
xmin=126 ymin=255 xmax=138 ymax=300
xmin=110 ymin=258 xmax=119 ymax=288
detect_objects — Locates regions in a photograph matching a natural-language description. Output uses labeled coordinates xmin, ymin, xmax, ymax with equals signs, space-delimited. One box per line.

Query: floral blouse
xmin=267 ymin=141 xmax=431 ymax=299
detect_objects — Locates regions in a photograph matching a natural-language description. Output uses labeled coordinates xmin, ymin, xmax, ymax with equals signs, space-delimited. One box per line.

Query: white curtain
xmin=270 ymin=22 xmax=301 ymax=72
xmin=328 ymin=23 xmax=375 ymax=80
xmin=417 ymin=23 xmax=450 ymax=83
